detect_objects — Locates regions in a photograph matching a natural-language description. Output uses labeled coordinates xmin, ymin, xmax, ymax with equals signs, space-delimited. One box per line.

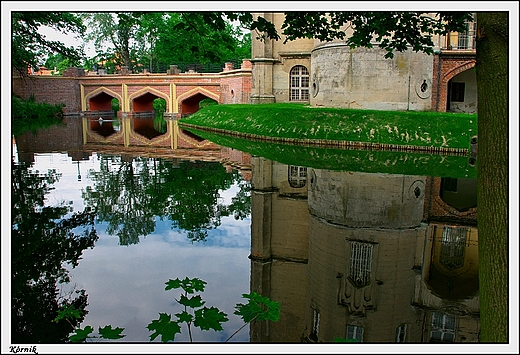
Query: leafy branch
xmin=55 ymin=276 xmax=280 ymax=343
xmin=54 ymin=305 xmax=125 ymax=343
xmin=147 ymin=277 xmax=280 ymax=342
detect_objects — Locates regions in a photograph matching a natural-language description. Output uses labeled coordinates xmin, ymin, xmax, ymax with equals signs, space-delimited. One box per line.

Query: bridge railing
xmin=152 ymin=59 xmax=244 ymax=74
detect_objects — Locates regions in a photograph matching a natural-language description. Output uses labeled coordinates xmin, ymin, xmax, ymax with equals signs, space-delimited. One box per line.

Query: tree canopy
xmin=11 ymin=12 xmax=85 ymax=76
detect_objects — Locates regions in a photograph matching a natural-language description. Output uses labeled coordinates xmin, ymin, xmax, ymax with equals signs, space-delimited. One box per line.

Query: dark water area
xmin=9 ymin=115 xmax=483 ymax=352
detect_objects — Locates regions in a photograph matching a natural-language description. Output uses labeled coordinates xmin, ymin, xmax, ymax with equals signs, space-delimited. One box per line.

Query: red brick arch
xmin=84 ymin=87 xmax=123 ymax=111
xmin=433 ymin=57 xmax=476 ymax=112
xmin=442 ymin=61 xmax=476 ymax=84
xmin=128 ymin=87 xmax=171 ymax=112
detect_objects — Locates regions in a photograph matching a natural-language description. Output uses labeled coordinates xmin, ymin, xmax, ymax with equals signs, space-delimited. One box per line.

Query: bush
xmin=11 ymin=95 xmax=64 ymax=137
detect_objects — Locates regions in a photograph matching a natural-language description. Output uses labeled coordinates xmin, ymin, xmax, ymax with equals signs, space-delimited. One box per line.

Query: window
xmin=440 ymin=226 xmax=467 ymax=270
xmin=349 ymin=242 xmax=373 ymax=288
xmin=457 ymin=20 xmax=476 ymax=49
xmin=396 ymin=324 xmax=407 ymax=342
xmin=288 ymin=165 xmax=307 ymax=188
xmin=450 ymin=82 xmax=465 ymax=102
xmin=430 ymin=311 xmax=456 ymax=343
xmin=290 ymin=65 xmax=310 ymax=101
xmin=346 ymin=325 xmax=364 ymax=342
xmin=441 ymin=177 xmax=458 ymax=192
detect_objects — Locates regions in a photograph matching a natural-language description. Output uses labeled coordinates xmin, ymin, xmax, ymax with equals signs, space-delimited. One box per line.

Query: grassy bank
xmin=183 ymin=127 xmax=477 ymax=179
xmin=179 ymin=103 xmax=478 ymax=150
xmin=11 ymin=95 xmax=65 ymax=137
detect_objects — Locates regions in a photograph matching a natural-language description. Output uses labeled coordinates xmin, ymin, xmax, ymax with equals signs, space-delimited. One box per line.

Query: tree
xmin=80 ymin=12 xmax=142 ymax=71
xmin=11 ymin=161 xmax=98 ymax=342
xmin=11 ymin=12 xmax=85 ymax=76
xmin=149 ymin=12 xmax=251 ymax=71
xmin=240 ymin=11 xmax=509 ymax=343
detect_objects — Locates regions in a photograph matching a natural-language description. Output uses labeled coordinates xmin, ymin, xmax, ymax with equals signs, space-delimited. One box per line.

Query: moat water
xmin=10 ymin=115 xmax=480 ymax=351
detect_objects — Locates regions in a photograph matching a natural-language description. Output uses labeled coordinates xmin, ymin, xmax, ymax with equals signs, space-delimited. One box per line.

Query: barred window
xmin=457 ymin=20 xmax=476 ymax=49
xmin=288 ymin=165 xmax=307 ymax=188
xmin=440 ymin=226 xmax=468 ymax=270
xmin=349 ymin=242 xmax=373 ymax=288
xmin=346 ymin=325 xmax=364 ymax=342
xmin=430 ymin=311 xmax=456 ymax=342
xmin=290 ymin=65 xmax=310 ymax=101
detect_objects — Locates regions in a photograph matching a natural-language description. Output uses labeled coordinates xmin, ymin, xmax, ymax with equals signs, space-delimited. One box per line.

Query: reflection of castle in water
xmin=249 ymin=157 xmax=479 ymax=343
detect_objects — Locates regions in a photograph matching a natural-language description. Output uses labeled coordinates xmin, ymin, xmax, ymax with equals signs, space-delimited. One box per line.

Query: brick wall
xmin=12 ymin=76 xmax=82 ymax=113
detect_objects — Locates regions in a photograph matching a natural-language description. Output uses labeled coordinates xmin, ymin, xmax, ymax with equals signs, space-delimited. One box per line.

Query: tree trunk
xmin=475 ymin=12 xmax=509 ymax=343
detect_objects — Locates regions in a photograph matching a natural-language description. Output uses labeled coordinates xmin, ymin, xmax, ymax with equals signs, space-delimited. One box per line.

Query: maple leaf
xmin=69 ymin=325 xmax=94 ymax=343
xmin=175 ymin=310 xmax=193 ymax=324
xmin=234 ymin=292 xmax=280 ymax=323
xmin=98 ymin=325 xmax=126 ymax=340
xmin=54 ymin=304 xmax=82 ymax=322
xmin=178 ymin=294 xmax=205 ymax=308
xmin=147 ymin=313 xmax=182 ymax=342
xmin=165 ymin=277 xmax=207 ymax=294
xmin=193 ymin=307 xmax=229 ymax=331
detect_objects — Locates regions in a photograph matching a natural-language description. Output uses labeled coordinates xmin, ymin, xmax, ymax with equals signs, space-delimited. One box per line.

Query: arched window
xmin=290 ymin=65 xmax=309 ymax=101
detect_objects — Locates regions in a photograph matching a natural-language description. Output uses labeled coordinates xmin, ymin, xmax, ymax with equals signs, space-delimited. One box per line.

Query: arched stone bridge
xmin=13 ymin=61 xmax=252 ymax=150
xmin=82 ymin=61 xmax=252 ymax=117
xmin=13 ymin=60 xmax=252 ymax=116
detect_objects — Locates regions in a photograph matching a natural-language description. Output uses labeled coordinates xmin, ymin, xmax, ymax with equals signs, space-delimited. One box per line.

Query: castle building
xmin=250 ymin=13 xmax=477 ymax=113
xmin=248 ymin=13 xmax=479 ymax=343
xmin=248 ymin=158 xmax=479 ymax=343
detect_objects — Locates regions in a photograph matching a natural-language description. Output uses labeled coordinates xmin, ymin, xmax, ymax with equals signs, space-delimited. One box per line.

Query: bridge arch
xmin=84 ymin=86 xmax=122 ymax=111
xmin=177 ymin=87 xmax=219 ymax=115
xmin=129 ymin=86 xmax=171 ymax=113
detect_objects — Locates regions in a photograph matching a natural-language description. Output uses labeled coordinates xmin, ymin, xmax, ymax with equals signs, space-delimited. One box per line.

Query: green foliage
xmin=82 ymin=157 xmax=248 ymax=245
xmin=147 ymin=277 xmax=279 ymax=343
xmin=148 ymin=277 xmax=229 ymax=342
xmin=234 ymin=292 xmax=280 ymax=323
xmin=199 ymin=98 xmax=218 ymax=110
xmin=68 ymin=326 xmax=94 ymax=343
xmin=65 ymin=324 xmax=126 ymax=343
xmin=186 ymin=128 xmax=477 ymax=179
xmin=98 ymin=325 xmax=126 ymax=340
xmin=11 ymin=12 xmax=85 ymax=76
xmin=111 ymin=98 xmax=120 ymax=112
xmin=147 ymin=313 xmax=182 ymax=342
xmin=270 ymin=12 xmax=473 ymax=59
xmin=334 ymin=337 xmax=360 ymax=342
xmin=11 ymin=161 xmax=97 ymax=343
xmin=152 ymin=98 xmax=166 ymax=113
xmin=11 ymin=95 xmax=65 ymax=137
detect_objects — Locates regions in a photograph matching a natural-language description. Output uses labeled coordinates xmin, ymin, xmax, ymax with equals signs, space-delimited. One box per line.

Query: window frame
xmin=289 ymin=65 xmax=310 ymax=102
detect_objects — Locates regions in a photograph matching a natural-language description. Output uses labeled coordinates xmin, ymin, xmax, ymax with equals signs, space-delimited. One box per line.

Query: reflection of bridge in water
xmin=15 ymin=115 xmax=252 ymax=180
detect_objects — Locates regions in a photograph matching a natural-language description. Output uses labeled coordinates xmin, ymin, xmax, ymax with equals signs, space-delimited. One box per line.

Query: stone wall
xmin=311 ymin=43 xmax=434 ymax=111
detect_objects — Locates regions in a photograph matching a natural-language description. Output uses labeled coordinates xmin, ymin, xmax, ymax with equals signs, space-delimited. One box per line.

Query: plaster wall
xmin=310 ymin=43 xmax=434 ymax=111
xmin=307 ymin=170 xmax=426 ymax=228
xmin=448 ymin=69 xmax=478 ymax=113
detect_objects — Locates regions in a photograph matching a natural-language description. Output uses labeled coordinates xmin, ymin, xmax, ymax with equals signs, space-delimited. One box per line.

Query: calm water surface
xmin=10 ymin=116 xmax=480 ymax=348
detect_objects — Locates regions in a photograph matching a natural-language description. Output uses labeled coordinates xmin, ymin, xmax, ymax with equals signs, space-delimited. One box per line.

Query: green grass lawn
xmin=179 ymin=103 xmax=478 ymax=150
xmin=183 ymin=127 xmax=477 ymax=179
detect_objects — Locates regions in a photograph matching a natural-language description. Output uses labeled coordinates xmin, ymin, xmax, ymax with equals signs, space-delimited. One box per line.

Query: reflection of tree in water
xmin=83 ymin=155 xmax=250 ymax=244
xmin=11 ymin=161 xmax=98 ymax=343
